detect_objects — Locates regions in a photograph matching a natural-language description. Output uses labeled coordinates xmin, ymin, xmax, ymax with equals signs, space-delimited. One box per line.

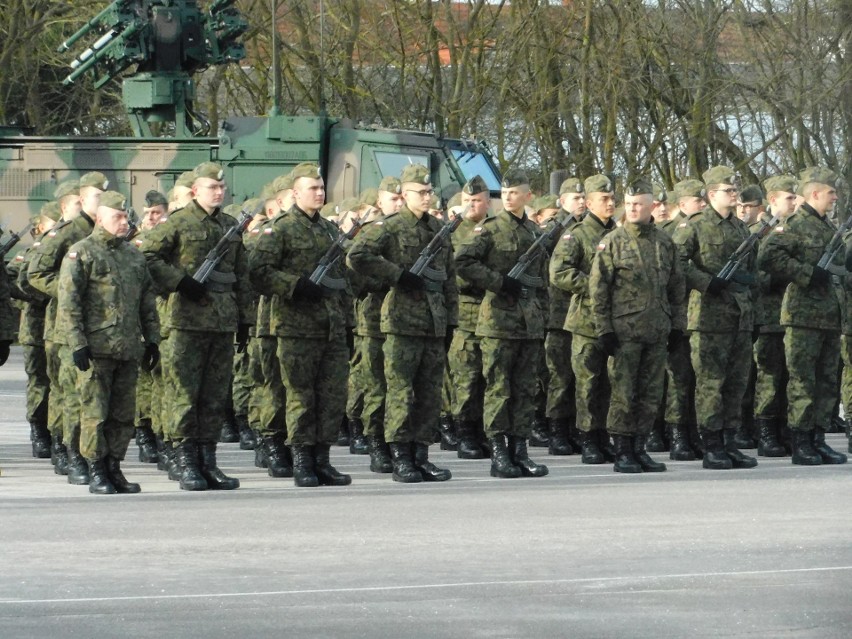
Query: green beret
xmin=533 ymin=194 xmax=559 ymax=212
xmin=290 ymin=162 xmax=322 ymax=181
xmin=673 ymin=179 xmax=706 ymax=201
xmin=624 ymin=178 xmax=654 ymax=196
xmin=463 ymin=175 xmax=488 ymax=195
xmin=336 ymin=197 xmax=360 ymax=216
xmin=143 ymin=190 xmax=168 ymax=208
xmin=175 ymin=171 xmax=195 ymax=189
xmin=379 ymin=176 xmax=402 ymax=194
xmin=80 ymin=172 xmax=109 ymax=191
xmin=271 ymin=172 xmax=295 ymax=193
xmin=41 ymin=201 xmax=62 ymax=222
xmin=501 ymin=168 xmax=529 ymax=188
xmin=739 ymin=184 xmax=763 ymax=204
xmin=193 ymin=162 xmax=225 ymax=182
xmin=763 ymin=175 xmax=798 ymax=195
xmin=400 ymin=164 xmax=431 ymax=186
xmin=558 ymin=177 xmax=584 ymax=195
xmin=702 ymin=165 xmax=735 ymax=186
xmin=447 ymin=192 xmax=463 ymax=209
xmin=359 ymin=188 xmax=379 ymax=207
xmin=653 ymin=182 xmax=668 ymax=202
xmin=99 ymin=190 xmax=127 ymax=211
xmin=584 ymin=174 xmax=613 ymax=195
xmin=260 ymin=182 xmax=277 ymax=201
xmin=320 ymin=201 xmax=337 ymax=219
xmin=53 ymin=180 xmax=80 ymax=200
xmin=798 ymin=166 xmax=839 ymax=191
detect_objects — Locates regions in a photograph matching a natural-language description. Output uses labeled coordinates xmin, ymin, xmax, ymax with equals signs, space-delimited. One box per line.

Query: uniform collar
xmin=585 ymin=212 xmax=615 ymax=229
xmin=92 ymin=224 xmax=124 ymax=247
xmin=800 ymin=203 xmax=825 ymax=220
xmin=624 ymin=220 xmax=653 ymax=236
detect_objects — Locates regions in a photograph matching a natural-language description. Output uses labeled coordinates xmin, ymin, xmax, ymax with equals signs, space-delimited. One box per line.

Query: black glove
xmin=0 ymin=340 xmax=10 ymax=366
xmin=667 ymin=329 xmax=685 ymax=353
xmin=445 ymin=325 xmax=456 ymax=353
xmin=809 ymin=266 xmax=831 ymax=289
xmin=73 ymin=346 xmax=92 ymax=372
xmin=397 ymin=270 xmax=425 ymax=291
xmin=142 ymin=343 xmax=160 ymax=371
xmin=235 ymin=323 xmax=251 ymax=353
xmin=292 ymin=276 xmax=324 ymax=302
xmin=598 ymin=332 xmax=620 ymax=357
xmin=769 ymin=274 xmax=789 ymax=294
xmin=500 ymin=275 xmax=524 ymax=298
xmin=752 ymin=326 xmax=762 ymax=344
xmin=176 ymin=275 xmax=207 ymax=302
xmin=706 ymin=276 xmax=728 ymax=296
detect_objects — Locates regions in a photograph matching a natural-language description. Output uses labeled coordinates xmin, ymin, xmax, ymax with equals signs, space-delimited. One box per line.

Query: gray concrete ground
xmin=1 ymin=345 xmax=851 ymax=638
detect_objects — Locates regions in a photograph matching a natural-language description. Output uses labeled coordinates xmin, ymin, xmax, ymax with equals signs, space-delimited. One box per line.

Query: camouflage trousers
xmin=784 ymin=327 xmax=839 ymax=432
xmin=77 ymin=357 xmax=138 ymax=461
xmin=44 ymin=341 xmax=64 ymax=437
xmin=232 ymin=342 xmax=252 ymax=418
xmin=545 ymin=328 xmax=575 ymax=422
xmin=480 ymin=337 xmax=541 ymax=438
xmin=690 ymin=330 xmax=751 ymax=433
xmin=346 ymin=335 xmax=365 ymax=421
xmin=607 ymin=340 xmax=667 ymax=436
xmin=22 ymin=344 xmax=49 ymax=427
xmin=135 ymin=366 xmax=153 ymax=423
xmin=840 ymin=335 xmax=852 ymax=419
xmin=448 ymin=329 xmax=484 ymax=423
xmin=357 ymin=336 xmax=386 ymax=439
xmin=256 ymin=335 xmax=286 ymax=438
xmin=753 ymin=332 xmax=787 ymax=419
xmin=149 ymin=337 xmax=168 ymax=438
xmin=383 ymin=334 xmax=444 ymax=444
xmin=58 ymin=344 xmax=83 ymax=446
xmin=278 ymin=334 xmax=348 ymax=446
xmin=246 ymin=337 xmax=263 ymax=430
xmin=442 ymin=354 xmax=454 ymax=417
xmin=665 ymin=333 xmax=696 ymax=426
xmin=571 ymin=334 xmax=611 ymax=434
xmin=163 ymin=329 xmax=234 ymax=443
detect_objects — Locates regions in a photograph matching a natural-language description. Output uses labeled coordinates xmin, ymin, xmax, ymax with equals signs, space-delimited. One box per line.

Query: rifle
xmin=409 ymin=204 xmax=469 ymax=289
xmin=193 ymin=200 xmax=263 ymax=285
xmin=816 ymin=211 xmax=852 ymax=272
xmin=123 ymin=208 xmax=138 ymax=241
xmin=308 ymin=220 xmax=363 ymax=290
xmin=0 ymin=223 xmax=33 ymax=259
xmin=716 ymin=209 xmax=781 ymax=282
xmin=505 ymin=215 xmax=567 ymax=295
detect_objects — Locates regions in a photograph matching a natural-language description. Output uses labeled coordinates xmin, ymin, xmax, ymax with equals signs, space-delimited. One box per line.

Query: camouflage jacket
xmin=348 ymin=219 xmax=390 ymax=339
xmin=657 ymin=210 xmax=687 ymax=237
xmin=757 ymin=205 xmax=844 ymax=332
xmin=249 ymin=206 xmax=347 ymax=339
xmin=751 ymin=216 xmax=784 ymax=333
xmin=131 ymin=229 xmax=170 ymax=339
xmin=346 ymin=206 xmax=458 ymax=338
xmin=455 ymin=209 xmax=548 ymax=340
xmin=452 ymin=217 xmax=486 ymax=334
xmin=246 ymin=214 xmax=283 ymax=339
xmin=546 ymin=209 xmax=582 ymax=330
xmin=549 ymin=213 xmax=616 ymax=338
xmin=589 ymin=221 xmax=686 ymax=343
xmin=0 ymin=250 xmax=13 ymax=342
xmin=141 ymin=199 xmax=252 ymax=333
xmin=672 ymin=207 xmax=756 ymax=332
xmin=27 ymin=213 xmax=96 ymax=343
xmin=11 ymin=244 xmax=49 ymax=346
xmin=57 ymin=225 xmax=160 ymax=360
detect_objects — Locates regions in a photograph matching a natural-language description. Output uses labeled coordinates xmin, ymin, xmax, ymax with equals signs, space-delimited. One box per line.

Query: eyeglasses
xmin=714 ymin=187 xmax=738 ymax=194
xmin=406 ymin=188 xmax=434 ymax=197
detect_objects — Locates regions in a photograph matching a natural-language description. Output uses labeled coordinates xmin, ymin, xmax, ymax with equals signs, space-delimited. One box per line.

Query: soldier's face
xmin=293 ymin=177 xmax=326 ymax=213
xmin=811 ymin=186 xmax=838 ymax=215
xmin=501 ymin=186 xmax=531 ymax=215
xmin=679 ymin=196 xmax=705 ymax=216
xmin=377 ymin=191 xmax=403 ymax=215
xmin=193 ymin=178 xmax=227 ymax=211
xmin=653 ymin=201 xmax=670 ymax=221
xmin=624 ymin=194 xmax=653 ymax=224
xmin=586 ymin=192 xmax=615 ymax=220
xmin=461 ymin=192 xmax=489 ymax=222
xmin=736 ymin=201 xmax=760 ymax=225
xmin=141 ymin=205 xmax=167 ymax=229
xmin=708 ymin=184 xmax=738 ymax=214
xmin=80 ymin=187 xmax=102 ymax=217
xmin=538 ymin=207 xmax=559 ymax=225
xmin=98 ymin=207 xmax=129 ymax=237
xmin=560 ymin=192 xmax=586 ymax=217
xmin=769 ymin=191 xmax=797 ymax=218
xmin=402 ymin=183 xmax=433 ymax=216
xmin=60 ymin=194 xmax=83 ymax=220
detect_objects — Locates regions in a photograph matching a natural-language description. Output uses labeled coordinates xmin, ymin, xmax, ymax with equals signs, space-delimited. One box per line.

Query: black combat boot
xmin=135 ymin=420 xmax=158 ymax=463
xmin=756 ymin=417 xmax=786 ymax=457
xmin=529 ymin=416 xmax=549 ymax=448
xmin=779 ymin=424 xmax=794 ymax=455
xmin=508 ymin=435 xmax=548 ymax=477
xmin=87 ymin=458 xmax=116 ymax=495
xmin=66 ymin=431 xmax=90 ymax=485
xmin=336 ymin=416 xmax=350 ymax=447
xmin=367 ymin=435 xmax=393 ymax=473
xmin=30 ymin=422 xmax=51 ymax=459
xmin=198 ymin=442 xmax=240 ymax=489
xmin=688 ymin=423 xmax=705 ymax=459
xmin=388 ymin=442 xmax=423 ymax=483
xmin=105 ymin=456 xmax=141 ymax=493
xmin=261 ymin=434 xmax=293 ymax=478
xmin=597 ymin=430 xmax=617 ymax=462
xmin=813 ymin=429 xmax=847 ymax=464
xmin=219 ymin=419 xmax=239 ymax=444
xmin=547 ymin=419 xmax=573 ymax=456
xmin=315 ymin=443 xmax=353 ymax=485
xmin=438 ymin=415 xmax=459 ymax=451
xmin=645 ymin=423 xmax=666 ymax=452
xmin=414 ymin=443 xmax=452 ymax=481
xmin=291 ymin=445 xmax=320 ymax=487
xmin=155 ymin=436 xmax=168 ymax=471
xmin=488 ymin=435 xmax=522 ymax=478
xmin=348 ymin=419 xmax=369 ymax=455
xmin=235 ymin=415 xmax=256 ymax=450
xmin=568 ymin=423 xmax=584 ymax=456
xmin=578 ymin=430 xmax=605 ymax=464
xmin=456 ymin=420 xmax=484 ymax=459
xmin=791 ymin=429 xmax=822 ymax=465
xmin=847 ymin=419 xmax=852 ymax=455
xmin=700 ymin=430 xmax=733 ymax=470
xmin=612 ymin=435 xmax=642 ymax=473
xmin=668 ymin=424 xmax=695 ymax=461
xmin=176 ymin=441 xmax=208 ymax=491
xmin=51 ymin=432 xmax=67 ymax=469
xmin=254 ymin=431 xmax=267 ymax=468
xmin=634 ymin=435 xmax=667 ymax=472
xmin=723 ymin=428 xmax=758 ymax=468
xmin=733 ymin=424 xmax=757 ymax=449
xmin=166 ymin=442 xmax=182 ymax=481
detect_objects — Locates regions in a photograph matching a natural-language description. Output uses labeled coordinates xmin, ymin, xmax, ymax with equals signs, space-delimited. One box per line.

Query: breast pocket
xmin=180 ymin=230 xmax=209 ymax=270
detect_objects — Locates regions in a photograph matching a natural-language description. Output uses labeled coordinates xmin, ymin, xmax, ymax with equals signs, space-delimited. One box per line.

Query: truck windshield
xmin=451 ymin=150 xmax=501 ymax=191
xmin=375 ymin=150 xmax=430 ymax=177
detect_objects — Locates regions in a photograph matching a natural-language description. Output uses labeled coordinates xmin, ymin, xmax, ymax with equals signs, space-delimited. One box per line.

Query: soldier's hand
xmin=142 ymin=343 xmax=160 ymax=371
xmin=235 ymin=323 xmax=251 ymax=353
xmin=0 ymin=340 xmax=10 ymax=366
xmin=706 ymin=276 xmax=728 ymax=296
xmin=292 ymin=276 xmax=325 ymax=302
xmin=176 ymin=275 xmax=207 ymax=302
xmin=72 ymin=346 xmax=92 ymax=372
xmin=667 ymin=329 xmax=686 ymax=353
xmin=598 ymin=332 xmax=620 ymax=357
xmin=809 ymin=266 xmax=831 ymax=289
xmin=500 ymin=275 xmax=524 ymax=298
xmin=397 ymin=271 xmax=425 ymax=292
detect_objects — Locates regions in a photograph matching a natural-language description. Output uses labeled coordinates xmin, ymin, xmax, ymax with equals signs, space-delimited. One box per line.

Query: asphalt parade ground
xmin=1 ymin=346 xmax=852 ymax=638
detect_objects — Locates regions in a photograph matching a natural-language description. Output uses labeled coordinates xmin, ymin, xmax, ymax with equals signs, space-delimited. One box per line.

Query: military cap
xmin=80 ymin=171 xmax=109 ymax=191
xmin=222 ymin=203 xmax=242 ymax=218
xmin=653 ymin=182 xmax=668 ymax=202
xmin=798 ymin=166 xmax=839 ymax=190
xmin=379 ymin=176 xmax=402 ymax=194
xmin=260 ymin=182 xmax=277 ymax=201
xmin=673 ymin=179 xmax=706 ymax=201
xmin=53 ymin=180 xmax=80 ymax=200
xmin=336 ymin=197 xmax=360 ymax=216
xmin=701 ymin=165 xmax=736 ymax=186
xmin=739 ymin=184 xmax=763 ymax=204
xmin=40 ymin=201 xmax=62 ymax=222
xmin=533 ymin=194 xmax=559 ymax=212
xmin=144 ymin=190 xmax=168 ymax=208
xmin=99 ymin=190 xmax=127 ymax=211
xmin=558 ymin=177 xmax=584 ymax=195
xmin=584 ymin=174 xmax=614 ymax=195
xmin=624 ymin=178 xmax=654 ymax=196
xmin=175 ymin=171 xmax=195 ymax=189
xmin=320 ymin=201 xmax=337 ymax=219
xmin=271 ymin=172 xmax=295 ymax=193
xmin=359 ymin=187 xmax=379 ymax=207
xmin=193 ymin=162 xmax=225 ymax=181
xmin=429 ymin=193 xmax=441 ymax=209
xmin=291 ymin=162 xmax=322 ymax=181
xmin=463 ymin=175 xmax=488 ymax=195
xmin=763 ymin=175 xmax=798 ymax=195
xmin=501 ymin=168 xmax=529 ymax=188
xmin=400 ymin=164 xmax=431 ymax=186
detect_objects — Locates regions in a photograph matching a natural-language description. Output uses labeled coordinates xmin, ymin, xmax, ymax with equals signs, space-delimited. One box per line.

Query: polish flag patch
xmin=67 ymin=252 xmax=77 ymax=260
xmin=597 ymin=242 xmax=606 ymax=250
xmin=263 ymin=227 xmax=273 ymax=234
